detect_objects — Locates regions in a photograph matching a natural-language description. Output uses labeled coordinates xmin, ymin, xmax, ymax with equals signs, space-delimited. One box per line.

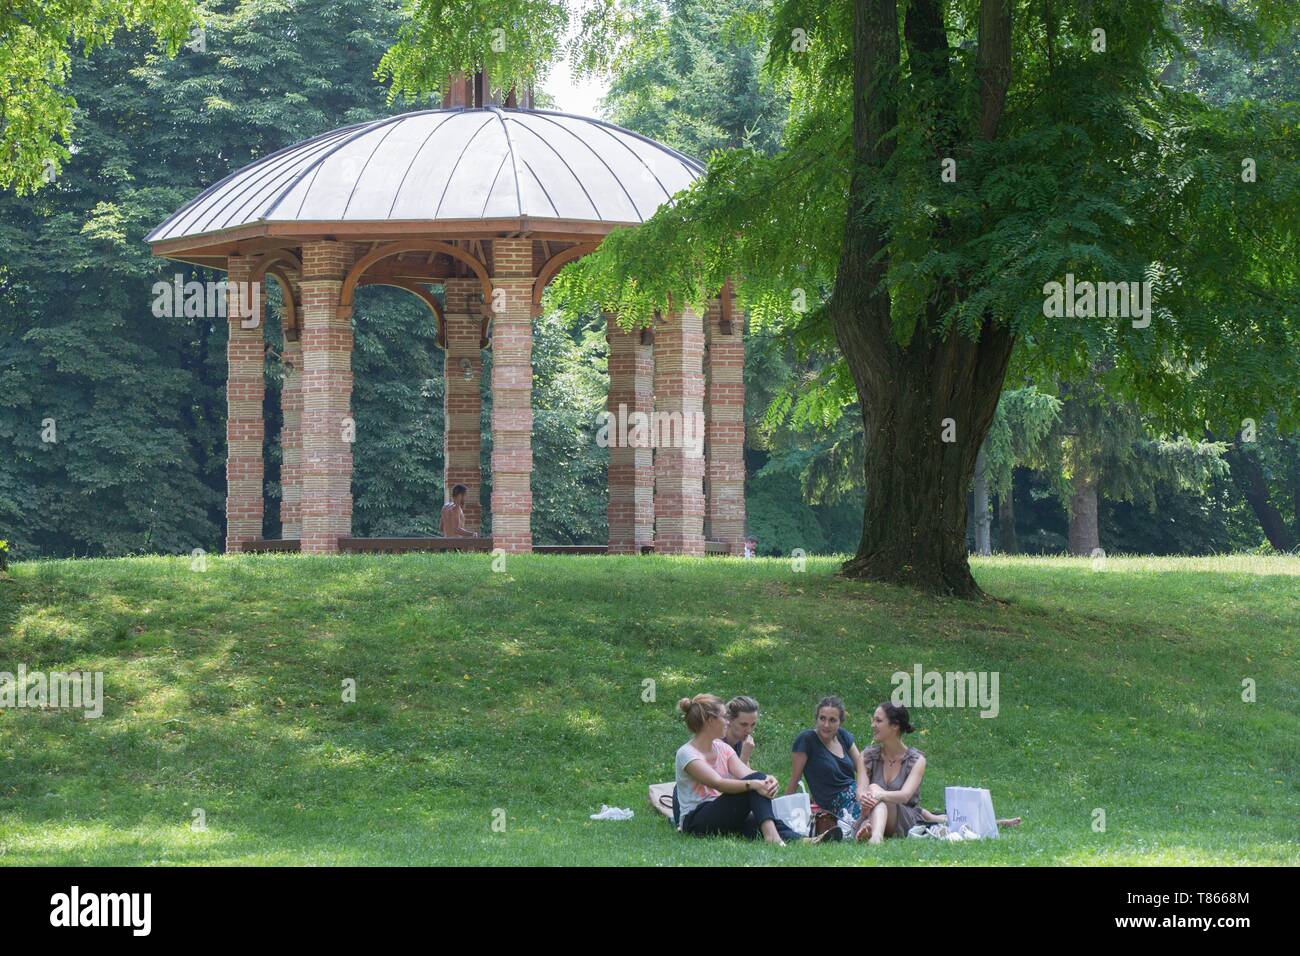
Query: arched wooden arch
xmin=250 ymin=250 xmax=303 ymax=284
xmin=338 ymin=241 xmax=492 ymax=320
xmin=265 ymin=266 xmax=299 ymax=340
xmin=361 ymin=279 xmax=448 ymax=348
xmin=532 ymin=242 xmax=600 ymax=317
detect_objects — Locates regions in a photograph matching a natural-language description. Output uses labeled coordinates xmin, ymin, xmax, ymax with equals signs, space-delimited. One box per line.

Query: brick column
xmin=489 ymin=238 xmax=534 ymax=552
xmin=653 ymin=306 xmax=706 ymax=555
xmin=705 ymin=284 xmax=746 ymax=554
xmin=224 ymin=255 xmax=264 ymax=552
xmin=607 ymin=320 xmax=655 ymax=553
xmin=299 ymin=241 xmax=358 ymax=554
xmin=443 ymin=277 xmax=484 ymax=532
xmin=279 ymin=312 xmax=303 ymax=540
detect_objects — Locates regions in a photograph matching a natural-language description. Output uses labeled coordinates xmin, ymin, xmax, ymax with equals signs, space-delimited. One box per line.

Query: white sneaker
xmin=908 ymin=825 xmax=931 ymax=838
xmin=926 ymin=824 xmax=949 ymax=839
xmin=946 ymin=831 xmax=964 ymax=842
xmin=958 ymin=824 xmax=982 ymax=841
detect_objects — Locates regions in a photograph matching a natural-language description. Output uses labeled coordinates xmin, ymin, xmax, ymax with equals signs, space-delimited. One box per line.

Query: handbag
xmin=811 ymin=810 xmax=840 ymax=837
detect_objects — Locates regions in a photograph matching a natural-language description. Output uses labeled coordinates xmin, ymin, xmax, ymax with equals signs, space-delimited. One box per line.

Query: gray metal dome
xmin=147 ymin=108 xmax=705 ymax=243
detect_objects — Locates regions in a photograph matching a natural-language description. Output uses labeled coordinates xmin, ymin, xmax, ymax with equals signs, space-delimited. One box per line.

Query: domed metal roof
xmin=146 ymin=108 xmax=705 ymax=243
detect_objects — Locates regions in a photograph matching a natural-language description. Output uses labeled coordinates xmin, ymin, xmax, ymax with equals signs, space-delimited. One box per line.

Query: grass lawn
xmin=0 ymin=552 xmax=1297 ymax=866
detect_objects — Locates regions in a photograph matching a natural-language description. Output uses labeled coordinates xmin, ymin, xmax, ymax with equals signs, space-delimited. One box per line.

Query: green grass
xmin=1 ymin=553 xmax=1297 ymax=866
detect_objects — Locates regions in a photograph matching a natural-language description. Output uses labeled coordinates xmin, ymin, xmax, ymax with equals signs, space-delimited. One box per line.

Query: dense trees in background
xmin=2 ymin=0 xmax=1297 ymax=565
xmin=0 ymin=0 xmax=608 ymax=558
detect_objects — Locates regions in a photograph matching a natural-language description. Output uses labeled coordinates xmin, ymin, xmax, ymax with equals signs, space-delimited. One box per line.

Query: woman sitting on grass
xmin=786 ymin=695 xmax=868 ymax=838
xmin=674 ymin=694 xmax=802 ymax=845
xmin=723 ymin=695 xmax=759 ymax=762
xmin=858 ymin=701 xmax=927 ymax=843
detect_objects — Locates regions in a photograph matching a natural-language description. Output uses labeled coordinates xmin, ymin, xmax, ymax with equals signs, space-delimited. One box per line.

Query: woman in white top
xmin=673 ymin=694 xmax=802 ymax=844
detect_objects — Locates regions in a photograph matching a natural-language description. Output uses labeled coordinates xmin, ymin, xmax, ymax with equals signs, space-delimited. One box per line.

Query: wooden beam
xmin=151 ymin=219 xmax=627 ymax=263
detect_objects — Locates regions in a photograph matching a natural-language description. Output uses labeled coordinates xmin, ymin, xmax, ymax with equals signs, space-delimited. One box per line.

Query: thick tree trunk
xmin=839 ymin=322 xmax=1014 ymax=596
xmin=973 ymin=445 xmax=992 ymax=556
xmin=997 ymin=480 xmax=1019 ymax=554
xmin=1226 ymin=442 xmax=1298 ymax=552
xmin=1068 ymin=479 xmax=1100 ymax=556
xmin=1292 ymin=439 xmax=1300 ymax=538
xmin=827 ymin=0 xmax=1015 ymax=597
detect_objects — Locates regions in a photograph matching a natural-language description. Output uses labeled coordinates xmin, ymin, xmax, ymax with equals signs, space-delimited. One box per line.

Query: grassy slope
xmin=0 ymin=553 xmax=1297 ymax=866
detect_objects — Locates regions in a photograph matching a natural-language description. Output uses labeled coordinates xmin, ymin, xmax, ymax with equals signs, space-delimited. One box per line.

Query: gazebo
xmin=147 ymin=78 xmax=746 ymax=557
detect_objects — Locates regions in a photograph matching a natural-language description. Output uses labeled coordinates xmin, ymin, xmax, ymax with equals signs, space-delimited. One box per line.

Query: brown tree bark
xmin=973 ymin=445 xmax=992 ymax=556
xmin=1068 ymin=478 xmax=1100 ymax=556
xmin=997 ymin=485 xmax=1018 ymax=554
xmin=1225 ymin=442 xmax=1298 ymax=552
xmin=829 ymin=0 xmax=1015 ymax=596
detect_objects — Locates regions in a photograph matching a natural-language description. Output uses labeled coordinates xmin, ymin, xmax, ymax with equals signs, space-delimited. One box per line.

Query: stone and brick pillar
xmin=224 ymin=255 xmax=265 ymax=552
xmin=704 ymin=283 xmax=746 ymax=554
xmin=653 ymin=306 xmax=706 ymax=555
xmin=299 ymin=241 xmax=358 ymax=554
xmin=488 ymin=238 xmax=535 ymax=552
xmin=606 ymin=319 xmax=655 ymax=553
xmin=278 ymin=278 xmax=304 ymax=540
xmin=443 ymin=277 xmax=484 ymax=533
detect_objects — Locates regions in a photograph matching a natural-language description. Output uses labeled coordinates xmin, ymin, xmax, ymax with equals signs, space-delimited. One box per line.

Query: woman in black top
xmin=785 ymin=696 xmax=870 ymax=837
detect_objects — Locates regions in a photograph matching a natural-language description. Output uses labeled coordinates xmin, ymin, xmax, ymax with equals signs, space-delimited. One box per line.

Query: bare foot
xmin=997 ymin=817 xmax=1021 ymax=828
xmin=855 ymin=821 xmax=872 ymax=843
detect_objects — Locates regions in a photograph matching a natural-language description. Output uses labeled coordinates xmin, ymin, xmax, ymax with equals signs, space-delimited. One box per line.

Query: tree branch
xmin=976 ymin=0 xmax=1012 ymax=141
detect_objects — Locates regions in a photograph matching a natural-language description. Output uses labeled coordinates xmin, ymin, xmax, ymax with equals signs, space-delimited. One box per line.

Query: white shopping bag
xmin=945 ymin=786 xmax=998 ymax=839
xmin=771 ymin=781 xmax=812 ymax=836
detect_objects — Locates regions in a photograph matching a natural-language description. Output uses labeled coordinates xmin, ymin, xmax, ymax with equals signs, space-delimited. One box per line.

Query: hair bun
xmin=677 ymin=697 xmax=692 ymax=713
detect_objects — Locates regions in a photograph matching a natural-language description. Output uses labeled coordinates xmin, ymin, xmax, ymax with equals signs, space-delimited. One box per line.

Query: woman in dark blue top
xmin=785 ymin=696 xmax=870 ymax=837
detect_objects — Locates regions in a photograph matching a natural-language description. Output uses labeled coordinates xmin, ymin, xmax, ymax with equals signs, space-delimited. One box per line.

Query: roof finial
xmin=444 ymin=68 xmax=532 ymax=109
xmin=444 ymin=67 xmax=516 ymax=108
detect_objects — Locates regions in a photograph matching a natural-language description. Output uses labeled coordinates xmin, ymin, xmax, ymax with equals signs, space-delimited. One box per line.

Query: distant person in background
xmin=723 ymin=695 xmax=760 ymax=764
xmin=743 ymin=536 xmax=757 ymax=558
xmin=440 ymin=484 xmax=472 ymax=537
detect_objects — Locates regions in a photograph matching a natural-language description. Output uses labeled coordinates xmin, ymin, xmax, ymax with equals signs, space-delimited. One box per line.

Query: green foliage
xmin=745 ymin=469 xmax=827 ymax=555
xmin=543 ymin=0 xmax=1300 ymax=442
xmin=376 ymin=0 xmax=570 ymax=103
xmin=1036 ymin=376 xmax=1229 ymax=510
xmin=526 ymin=309 xmax=609 ymax=544
xmin=601 ymin=0 xmax=789 ymax=157
xmin=0 ymin=0 xmax=198 ymax=193
xmin=349 ymin=286 xmax=447 ymax=537
xmin=984 ymin=387 xmax=1062 ymax=499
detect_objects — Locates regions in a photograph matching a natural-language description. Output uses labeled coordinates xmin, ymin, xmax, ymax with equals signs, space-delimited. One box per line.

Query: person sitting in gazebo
xmin=440 ymin=484 xmax=473 ymax=538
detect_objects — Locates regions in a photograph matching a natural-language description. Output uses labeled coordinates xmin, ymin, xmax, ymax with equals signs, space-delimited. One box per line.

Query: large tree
xmin=380 ymin=0 xmax=1299 ymax=595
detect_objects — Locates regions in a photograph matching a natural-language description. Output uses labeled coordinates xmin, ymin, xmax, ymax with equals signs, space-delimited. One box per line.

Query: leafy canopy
xmin=0 ymin=0 xmax=198 ymax=193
